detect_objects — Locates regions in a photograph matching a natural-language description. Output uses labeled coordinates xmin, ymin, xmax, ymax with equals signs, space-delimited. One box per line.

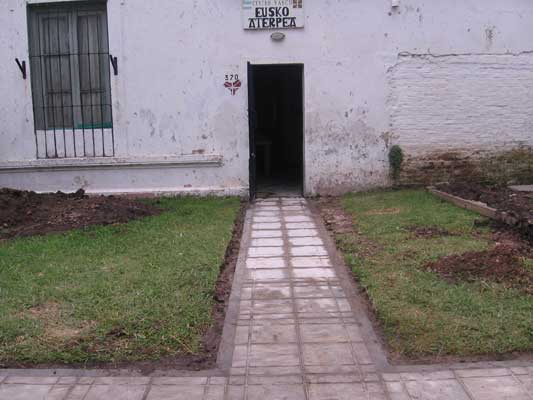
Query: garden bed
xmin=432 ymin=183 xmax=533 ymax=241
xmin=314 ymin=190 xmax=533 ymax=364
xmin=0 ymin=188 xmax=159 ymax=240
xmin=0 ymin=193 xmax=244 ymax=371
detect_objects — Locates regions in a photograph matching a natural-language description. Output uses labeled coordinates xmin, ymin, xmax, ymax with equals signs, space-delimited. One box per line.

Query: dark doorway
xmin=248 ymin=63 xmax=304 ymax=199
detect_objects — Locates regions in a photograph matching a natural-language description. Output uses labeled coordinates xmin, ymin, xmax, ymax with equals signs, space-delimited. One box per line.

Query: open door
xmin=247 ymin=62 xmax=257 ymax=201
xmin=247 ymin=63 xmax=304 ymax=197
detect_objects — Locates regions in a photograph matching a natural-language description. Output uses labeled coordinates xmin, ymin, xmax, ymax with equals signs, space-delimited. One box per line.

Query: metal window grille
xmin=28 ymin=1 xmax=114 ymax=159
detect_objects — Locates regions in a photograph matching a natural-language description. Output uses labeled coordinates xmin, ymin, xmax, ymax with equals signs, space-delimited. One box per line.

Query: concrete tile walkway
xmin=1 ymin=197 xmax=533 ymax=399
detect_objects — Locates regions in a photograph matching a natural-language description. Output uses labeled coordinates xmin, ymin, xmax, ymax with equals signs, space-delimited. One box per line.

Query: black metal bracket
xmin=109 ymin=54 xmax=118 ymax=76
xmin=15 ymin=58 xmax=26 ymax=79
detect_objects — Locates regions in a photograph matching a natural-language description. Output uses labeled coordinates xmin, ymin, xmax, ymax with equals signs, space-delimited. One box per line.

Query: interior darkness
xmin=251 ymin=64 xmax=304 ymax=196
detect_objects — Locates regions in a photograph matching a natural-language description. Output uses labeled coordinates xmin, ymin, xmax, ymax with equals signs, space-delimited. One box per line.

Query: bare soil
xmin=0 ymin=188 xmax=159 ymax=240
xmin=436 ymin=183 xmax=533 ymax=241
xmin=425 ymin=241 xmax=533 ymax=295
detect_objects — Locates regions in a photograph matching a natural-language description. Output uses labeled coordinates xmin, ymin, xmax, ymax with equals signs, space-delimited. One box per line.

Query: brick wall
xmin=389 ymin=53 xmax=533 ymax=185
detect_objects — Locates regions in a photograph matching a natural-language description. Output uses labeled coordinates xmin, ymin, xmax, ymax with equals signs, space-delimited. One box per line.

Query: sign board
xmin=243 ymin=0 xmax=304 ymax=30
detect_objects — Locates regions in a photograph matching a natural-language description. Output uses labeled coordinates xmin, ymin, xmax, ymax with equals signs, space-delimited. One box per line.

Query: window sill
xmin=0 ymin=154 xmax=223 ymax=172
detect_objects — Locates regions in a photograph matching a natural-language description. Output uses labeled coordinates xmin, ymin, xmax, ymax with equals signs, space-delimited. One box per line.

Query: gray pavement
xmin=1 ymin=197 xmax=532 ymax=399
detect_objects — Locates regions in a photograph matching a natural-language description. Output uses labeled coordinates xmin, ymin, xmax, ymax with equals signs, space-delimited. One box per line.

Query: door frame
xmin=247 ymin=62 xmax=305 ymax=200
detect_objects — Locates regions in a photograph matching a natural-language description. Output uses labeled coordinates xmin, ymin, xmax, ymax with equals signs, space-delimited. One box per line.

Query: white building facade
xmin=1 ymin=0 xmax=533 ymax=197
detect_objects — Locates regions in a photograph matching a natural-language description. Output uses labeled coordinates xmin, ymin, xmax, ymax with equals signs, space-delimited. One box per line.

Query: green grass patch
xmin=0 ymin=197 xmax=240 ymax=365
xmin=339 ymin=189 xmax=533 ymax=359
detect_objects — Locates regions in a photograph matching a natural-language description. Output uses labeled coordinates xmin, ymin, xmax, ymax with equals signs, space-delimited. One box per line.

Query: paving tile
xmin=330 ymin=285 xmax=347 ymax=297
xmin=285 ymin=215 xmax=312 ymax=222
xmin=65 ymin=385 xmax=92 ymax=400
xmin=248 ymin=344 xmax=301 ymax=367
xmin=247 ymin=375 xmax=303 ymax=385
xmin=0 ymin=385 xmax=52 ymax=400
xmin=252 ymin=222 xmax=282 ymax=230
xmin=93 ymin=377 xmax=151 ymax=385
xmin=255 ymin=206 xmax=280 ymax=211
xmin=208 ymin=377 xmax=227 ymax=385
xmin=246 ymin=268 xmax=290 ymax=281
xmin=57 ymin=377 xmax=78 ymax=385
xmin=404 ymin=379 xmax=470 ymax=400
xmin=351 ymin=342 xmax=373 ymax=364
xmin=251 ymin=238 xmax=284 ymax=247
xmin=291 ymin=257 xmax=331 ymax=268
xmin=287 ymin=229 xmax=319 ymax=237
xmin=253 ymin=217 xmax=281 ymax=223
xmin=516 ymin=374 xmax=533 ymax=392
xmin=246 ymin=257 xmax=285 ymax=269
xmin=232 ymin=344 xmax=249 ymax=367
xmin=251 ymin=230 xmax=283 ymax=238
xmin=293 ymin=285 xmax=332 ymax=298
xmin=255 ymin=211 xmax=281 ymax=217
xmin=345 ymin=324 xmax=364 ymax=341
xmin=226 ymin=386 xmax=245 ymax=400
xmin=296 ymin=298 xmax=338 ymax=313
xmin=253 ymin=283 xmax=291 ymax=299
xmin=252 ymin=313 xmax=294 ymax=321
xmin=300 ymin=324 xmax=349 ymax=342
xmin=251 ymin=324 xmax=298 ymax=343
xmin=306 ymin=374 xmax=363 ymax=384
xmin=247 ymin=366 xmax=303 ymax=376
xmin=4 ymin=377 xmax=59 ymax=385
xmin=455 ymin=368 xmax=511 ymax=378
xmin=291 ymin=246 xmax=327 ymax=257
xmin=462 ymin=376 xmax=530 ymax=400
xmin=247 ymin=384 xmax=306 ymax=400
xmin=305 ymin=365 xmax=360 ymax=375
xmin=45 ymin=386 xmax=71 ymax=400
xmin=385 ymin=382 xmax=411 ymax=400
xmin=234 ymin=325 xmax=250 ymax=344
xmin=204 ymin=385 xmax=224 ymax=400
xmin=248 ymin=246 xmax=284 ymax=257
xmin=85 ymin=384 xmax=147 ymax=400
xmin=287 ymin=222 xmax=316 ymax=229
xmin=289 ymin=237 xmax=324 ymax=246
xmin=251 ymin=299 xmax=294 ymax=314
xmin=308 ymin=383 xmax=367 ymax=400
xmin=282 ymin=206 xmax=306 ymax=211
xmin=292 ymin=268 xmax=336 ymax=279
xmin=146 ymin=385 xmax=204 ymax=400
xmin=511 ymin=367 xmax=530 ymax=376
xmin=336 ymin=298 xmax=352 ymax=312
xmin=303 ymin=343 xmax=355 ymax=366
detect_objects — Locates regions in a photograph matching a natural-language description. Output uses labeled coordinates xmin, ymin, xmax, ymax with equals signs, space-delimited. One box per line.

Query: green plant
xmin=389 ymin=145 xmax=404 ymax=182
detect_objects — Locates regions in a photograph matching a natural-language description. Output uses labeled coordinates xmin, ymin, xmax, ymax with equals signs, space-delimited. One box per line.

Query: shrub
xmin=389 ymin=145 xmax=404 ymax=182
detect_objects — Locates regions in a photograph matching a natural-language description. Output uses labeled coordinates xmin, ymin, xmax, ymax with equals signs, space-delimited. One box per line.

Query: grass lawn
xmin=339 ymin=189 xmax=533 ymax=360
xmin=0 ymin=197 xmax=240 ymax=365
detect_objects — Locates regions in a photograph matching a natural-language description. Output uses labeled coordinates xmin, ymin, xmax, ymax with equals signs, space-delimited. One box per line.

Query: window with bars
xmin=28 ymin=1 xmax=114 ymax=159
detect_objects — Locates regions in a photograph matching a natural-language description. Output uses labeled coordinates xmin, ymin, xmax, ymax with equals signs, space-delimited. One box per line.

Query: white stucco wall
xmin=1 ymin=0 xmax=533 ymax=195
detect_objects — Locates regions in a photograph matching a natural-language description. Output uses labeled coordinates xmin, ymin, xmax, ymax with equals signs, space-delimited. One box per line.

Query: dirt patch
xmin=0 ymin=188 xmax=159 ymax=239
xmin=22 ymin=301 xmax=95 ymax=341
xmin=406 ymin=225 xmax=456 ymax=239
xmin=436 ymin=183 xmax=533 ymax=241
xmin=425 ymin=228 xmax=533 ymax=295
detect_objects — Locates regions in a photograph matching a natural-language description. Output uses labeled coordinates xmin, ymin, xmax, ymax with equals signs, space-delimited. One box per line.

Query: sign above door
xmin=243 ymin=0 xmax=304 ymax=30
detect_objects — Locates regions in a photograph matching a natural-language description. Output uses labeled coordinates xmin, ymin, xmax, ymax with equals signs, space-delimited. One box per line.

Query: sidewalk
xmin=1 ymin=197 xmax=532 ymax=399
